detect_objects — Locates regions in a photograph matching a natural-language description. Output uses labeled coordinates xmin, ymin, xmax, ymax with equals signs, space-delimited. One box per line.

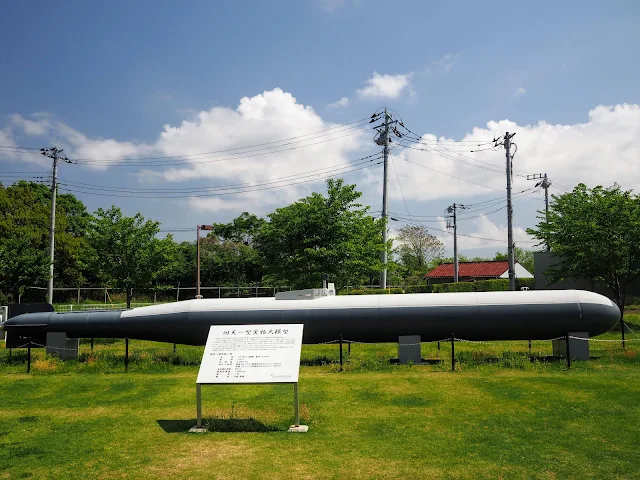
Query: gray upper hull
xmin=3 ymin=290 xmax=620 ymax=345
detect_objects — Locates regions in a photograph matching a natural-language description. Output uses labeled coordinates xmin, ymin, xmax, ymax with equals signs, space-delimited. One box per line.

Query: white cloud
xmin=433 ymin=215 xmax=534 ymax=251
xmin=318 ymin=0 xmax=344 ymax=12
xmin=356 ymin=72 xmax=413 ymax=100
xmin=327 ymin=97 xmax=349 ymax=108
xmin=5 ymin=88 xmax=365 ymax=212
xmin=370 ymin=104 xmax=640 ymax=206
xmin=425 ymin=54 xmax=456 ymax=75
xmin=513 ymin=87 xmax=527 ymax=97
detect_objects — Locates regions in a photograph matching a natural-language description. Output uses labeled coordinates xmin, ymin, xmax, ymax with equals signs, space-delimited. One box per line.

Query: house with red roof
xmin=425 ymin=260 xmax=533 ymax=284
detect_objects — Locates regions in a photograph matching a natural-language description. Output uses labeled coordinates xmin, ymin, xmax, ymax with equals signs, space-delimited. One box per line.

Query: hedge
xmin=431 ymin=278 xmax=535 ymax=293
xmin=404 ymin=285 xmax=433 ymax=294
xmin=343 ymin=288 xmax=405 ymax=295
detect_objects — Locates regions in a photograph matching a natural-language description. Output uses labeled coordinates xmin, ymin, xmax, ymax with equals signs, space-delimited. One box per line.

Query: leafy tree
xmin=257 ymin=178 xmax=386 ymax=289
xmin=494 ymin=247 xmax=535 ymax=274
xmin=86 ymin=206 xmax=174 ymax=307
xmin=527 ymin=183 xmax=640 ymax=318
xmin=0 ymin=181 xmax=90 ymax=299
xmin=395 ymin=225 xmax=444 ymax=284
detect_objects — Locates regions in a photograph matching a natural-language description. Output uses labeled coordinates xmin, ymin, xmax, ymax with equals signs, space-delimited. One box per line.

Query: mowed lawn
xmin=1 ymin=330 xmax=639 ymax=479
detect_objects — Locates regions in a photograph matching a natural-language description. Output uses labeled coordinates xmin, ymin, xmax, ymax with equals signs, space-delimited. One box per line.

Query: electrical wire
xmin=389 ymin=216 xmax=537 ymax=243
xmin=57 ymin=160 xmax=382 ymax=199
xmin=56 ymin=154 xmax=382 ymax=194
xmin=389 ymin=152 xmax=504 ymax=192
xmin=389 ymin=155 xmax=411 ymax=219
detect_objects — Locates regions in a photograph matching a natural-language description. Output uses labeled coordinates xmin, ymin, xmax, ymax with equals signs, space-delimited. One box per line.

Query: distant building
xmin=426 ymin=260 xmax=533 ymax=284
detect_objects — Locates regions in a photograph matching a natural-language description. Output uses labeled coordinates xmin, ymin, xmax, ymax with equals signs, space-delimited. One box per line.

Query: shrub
xmin=344 ymin=288 xmax=404 ymax=295
xmin=431 ymin=278 xmax=536 ymax=293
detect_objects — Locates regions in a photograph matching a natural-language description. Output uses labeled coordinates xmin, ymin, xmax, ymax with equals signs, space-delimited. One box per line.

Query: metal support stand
xmin=27 ymin=346 xmax=31 ymax=373
xmin=565 ymin=332 xmax=571 ymax=369
xmin=294 ymin=382 xmax=299 ymax=427
xmin=451 ymin=334 xmax=455 ymax=372
xmin=196 ymin=383 xmax=202 ymax=428
xmin=287 ymin=382 xmax=308 ymax=432
xmin=528 ymin=340 xmax=532 ymax=356
xmin=91 ymin=338 xmax=94 ymax=351
xmin=173 ymin=343 xmax=176 ymax=354
xmin=348 ymin=341 xmax=351 ymax=355
xmin=125 ymin=338 xmax=129 ymax=371
xmin=339 ymin=335 xmax=343 ymax=371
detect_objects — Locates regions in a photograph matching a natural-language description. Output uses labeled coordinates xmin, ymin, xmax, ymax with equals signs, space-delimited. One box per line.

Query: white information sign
xmin=196 ymin=324 xmax=304 ymax=384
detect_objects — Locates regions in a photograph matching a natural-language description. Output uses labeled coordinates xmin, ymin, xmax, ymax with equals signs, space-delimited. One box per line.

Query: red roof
xmin=427 ymin=260 xmax=509 ymax=279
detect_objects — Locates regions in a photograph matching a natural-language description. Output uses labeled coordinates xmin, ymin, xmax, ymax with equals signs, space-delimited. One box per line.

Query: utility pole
xmin=377 ymin=109 xmax=391 ymax=288
xmin=446 ymin=203 xmax=466 ymax=283
xmin=40 ymin=147 xmax=71 ymax=305
xmin=196 ymin=224 xmax=213 ymax=299
xmin=527 ymin=173 xmax=552 ymax=251
xmin=504 ymin=133 xmax=517 ymax=291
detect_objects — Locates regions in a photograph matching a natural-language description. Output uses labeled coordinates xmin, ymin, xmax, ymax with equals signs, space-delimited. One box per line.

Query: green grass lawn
xmin=1 ymin=324 xmax=639 ymax=479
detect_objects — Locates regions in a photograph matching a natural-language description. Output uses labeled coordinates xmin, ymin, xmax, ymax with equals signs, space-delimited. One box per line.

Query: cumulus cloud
xmin=424 ymin=54 xmax=456 ymax=74
xmin=370 ymin=104 xmax=640 ymax=205
xmin=432 ymin=215 xmax=534 ymax=251
xmin=513 ymin=87 xmax=527 ymax=97
xmin=5 ymin=89 xmax=366 ymax=212
xmin=327 ymin=97 xmax=349 ymax=108
xmin=356 ymin=72 xmax=413 ymax=99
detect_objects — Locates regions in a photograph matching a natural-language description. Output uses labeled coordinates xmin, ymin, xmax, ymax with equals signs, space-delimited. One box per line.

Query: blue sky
xmin=1 ymin=0 xmax=639 ymax=256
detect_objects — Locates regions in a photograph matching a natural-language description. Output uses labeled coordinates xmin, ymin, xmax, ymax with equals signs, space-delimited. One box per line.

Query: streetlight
xmin=196 ymin=225 xmax=214 ymax=299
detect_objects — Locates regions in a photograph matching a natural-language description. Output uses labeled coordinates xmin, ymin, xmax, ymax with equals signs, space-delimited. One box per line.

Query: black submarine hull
xmin=3 ymin=290 xmax=620 ymax=346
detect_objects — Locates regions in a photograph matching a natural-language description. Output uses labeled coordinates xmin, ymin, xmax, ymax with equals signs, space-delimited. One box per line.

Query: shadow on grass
xmin=300 ymin=356 xmax=337 ymax=366
xmin=157 ymin=418 xmax=281 ymax=433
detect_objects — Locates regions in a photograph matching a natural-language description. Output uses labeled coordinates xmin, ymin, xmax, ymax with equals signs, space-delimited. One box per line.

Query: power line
xmin=389 ymin=155 xmax=411 ymax=219
xmin=56 ymin=154 xmax=382 ymax=194
xmin=71 ymin=117 xmax=379 ymax=164
xmin=58 ymin=160 xmax=382 ymax=199
xmin=389 ymin=153 xmax=504 ymax=192
xmin=389 ymin=216 xmax=537 ymax=244
xmin=72 ymin=127 xmax=375 ymax=167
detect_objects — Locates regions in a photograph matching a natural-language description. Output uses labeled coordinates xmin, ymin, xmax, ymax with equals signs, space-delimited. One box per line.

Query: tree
xmin=257 ymin=178 xmax=386 ymax=289
xmin=494 ymin=247 xmax=535 ymax=274
xmin=0 ymin=181 xmax=90 ymax=300
xmin=395 ymin=225 xmax=444 ymax=284
xmin=86 ymin=206 xmax=174 ymax=307
xmin=527 ymin=183 xmax=640 ymax=319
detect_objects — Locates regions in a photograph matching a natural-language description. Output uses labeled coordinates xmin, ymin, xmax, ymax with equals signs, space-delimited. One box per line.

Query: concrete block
xmin=188 ymin=426 xmax=208 ymax=433
xmin=287 ymin=425 xmax=309 ymax=433
xmin=398 ymin=335 xmax=421 ymax=364
xmin=552 ymin=332 xmax=589 ymax=360
xmin=46 ymin=332 xmax=79 ymax=360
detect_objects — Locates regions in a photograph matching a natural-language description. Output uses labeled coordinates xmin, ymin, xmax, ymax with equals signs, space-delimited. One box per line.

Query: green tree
xmin=527 ymin=183 xmax=640 ymax=318
xmin=395 ymin=225 xmax=444 ymax=284
xmin=494 ymin=247 xmax=535 ymax=274
xmin=86 ymin=206 xmax=174 ymax=307
xmin=0 ymin=181 xmax=90 ymax=300
xmin=257 ymin=178 xmax=386 ymax=289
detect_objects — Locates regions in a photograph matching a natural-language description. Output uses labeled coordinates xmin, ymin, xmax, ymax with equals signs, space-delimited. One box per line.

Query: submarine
xmin=3 ymin=288 xmax=620 ymax=347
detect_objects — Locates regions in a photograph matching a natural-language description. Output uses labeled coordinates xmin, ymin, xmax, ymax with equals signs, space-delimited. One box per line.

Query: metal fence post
xmin=77 ymin=287 xmax=81 ymax=304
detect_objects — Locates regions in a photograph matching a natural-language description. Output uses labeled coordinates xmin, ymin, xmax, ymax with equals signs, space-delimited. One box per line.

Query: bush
xmin=405 ymin=285 xmax=433 ymax=294
xmin=431 ymin=278 xmax=535 ymax=293
xmin=343 ymin=288 xmax=404 ymax=295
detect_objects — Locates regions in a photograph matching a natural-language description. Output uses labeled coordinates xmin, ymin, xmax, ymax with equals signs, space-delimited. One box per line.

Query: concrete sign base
xmin=287 ymin=425 xmax=309 ymax=433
